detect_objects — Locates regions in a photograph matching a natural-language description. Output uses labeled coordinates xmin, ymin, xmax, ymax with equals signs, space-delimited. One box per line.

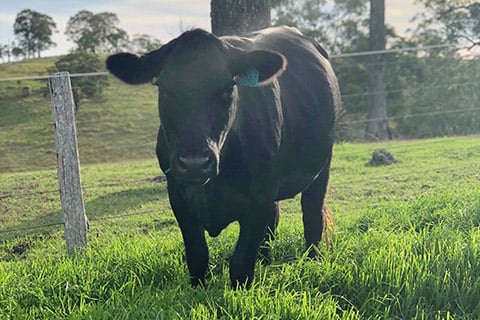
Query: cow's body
xmin=107 ymin=26 xmax=341 ymax=288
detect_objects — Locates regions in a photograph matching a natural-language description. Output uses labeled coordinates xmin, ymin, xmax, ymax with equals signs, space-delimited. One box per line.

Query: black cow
xmin=106 ymin=26 xmax=341 ymax=288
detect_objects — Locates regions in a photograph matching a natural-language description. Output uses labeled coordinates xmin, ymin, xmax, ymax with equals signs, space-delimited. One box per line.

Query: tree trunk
xmin=365 ymin=0 xmax=388 ymax=140
xmin=211 ymin=0 xmax=271 ymax=36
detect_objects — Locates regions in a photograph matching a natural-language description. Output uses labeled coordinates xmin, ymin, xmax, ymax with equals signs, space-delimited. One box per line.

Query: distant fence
xmin=0 ymin=44 xmax=479 ymax=250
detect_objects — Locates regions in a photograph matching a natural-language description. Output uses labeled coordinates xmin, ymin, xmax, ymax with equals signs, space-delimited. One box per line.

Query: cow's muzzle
xmin=171 ymin=149 xmax=218 ymax=185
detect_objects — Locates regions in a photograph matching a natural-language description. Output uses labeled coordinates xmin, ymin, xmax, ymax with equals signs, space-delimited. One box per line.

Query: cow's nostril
xmin=177 ymin=154 xmax=212 ymax=173
xmin=201 ymin=156 xmax=212 ymax=170
xmin=177 ymin=156 xmax=189 ymax=171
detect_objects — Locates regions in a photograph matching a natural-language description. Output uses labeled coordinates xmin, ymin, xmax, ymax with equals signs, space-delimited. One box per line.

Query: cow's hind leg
xmin=301 ymin=161 xmax=331 ymax=258
xmin=230 ymin=200 xmax=276 ymax=289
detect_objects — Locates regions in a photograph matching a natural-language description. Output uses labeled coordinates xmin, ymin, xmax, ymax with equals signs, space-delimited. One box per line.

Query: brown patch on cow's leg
xmin=322 ymin=203 xmax=334 ymax=247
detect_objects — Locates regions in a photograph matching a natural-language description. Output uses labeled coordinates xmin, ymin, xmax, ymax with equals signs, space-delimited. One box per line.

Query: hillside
xmin=0 ymin=57 xmax=159 ymax=173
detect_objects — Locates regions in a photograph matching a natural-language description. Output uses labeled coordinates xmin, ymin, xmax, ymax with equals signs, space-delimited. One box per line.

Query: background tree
xmin=11 ymin=46 xmax=25 ymax=61
xmin=129 ymin=34 xmax=162 ymax=54
xmin=13 ymin=9 xmax=57 ymax=59
xmin=413 ymin=0 xmax=480 ymax=46
xmin=65 ymin=11 xmax=128 ymax=53
xmin=273 ymin=0 xmax=369 ymax=54
xmin=0 ymin=44 xmax=7 ymax=62
xmin=51 ymin=52 xmax=109 ymax=110
xmin=1 ymin=42 xmax=13 ymax=62
xmin=211 ymin=0 xmax=271 ymax=35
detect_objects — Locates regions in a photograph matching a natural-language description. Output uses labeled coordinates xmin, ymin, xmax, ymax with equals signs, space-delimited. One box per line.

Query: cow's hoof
xmin=190 ymin=277 xmax=206 ymax=288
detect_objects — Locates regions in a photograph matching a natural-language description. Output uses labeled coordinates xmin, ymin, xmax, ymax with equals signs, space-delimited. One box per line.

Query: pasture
xmin=1 ymin=136 xmax=479 ymax=319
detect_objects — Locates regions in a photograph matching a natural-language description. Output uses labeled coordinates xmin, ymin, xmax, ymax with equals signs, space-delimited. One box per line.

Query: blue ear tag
xmin=238 ymin=68 xmax=260 ymax=87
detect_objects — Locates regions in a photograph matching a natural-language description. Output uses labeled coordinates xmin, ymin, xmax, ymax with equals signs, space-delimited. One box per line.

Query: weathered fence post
xmin=49 ymin=72 xmax=88 ymax=255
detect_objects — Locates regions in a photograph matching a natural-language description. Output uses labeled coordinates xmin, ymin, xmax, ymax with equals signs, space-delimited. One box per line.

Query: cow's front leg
xmin=180 ymin=222 xmax=208 ymax=287
xmin=168 ymin=183 xmax=209 ymax=287
xmin=229 ymin=200 xmax=276 ymax=289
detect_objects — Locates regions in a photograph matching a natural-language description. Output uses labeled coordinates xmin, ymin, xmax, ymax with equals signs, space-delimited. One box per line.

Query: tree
xmin=211 ymin=0 xmax=271 ymax=35
xmin=129 ymin=34 xmax=162 ymax=54
xmin=65 ymin=11 xmax=129 ymax=53
xmin=13 ymin=9 xmax=57 ymax=59
xmin=273 ymin=0 xmax=369 ymax=54
xmin=270 ymin=0 xmax=480 ymax=140
xmin=414 ymin=0 xmax=480 ymax=47
xmin=11 ymin=46 xmax=25 ymax=61
xmin=365 ymin=0 xmax=388 ymax=140
xmin=0 ymin=43 xmax=12 ymax=62
xmin=0 ymin=44 xmax=7 ymax=62
xmin=51 ymin=52 xmax=109 ymax=110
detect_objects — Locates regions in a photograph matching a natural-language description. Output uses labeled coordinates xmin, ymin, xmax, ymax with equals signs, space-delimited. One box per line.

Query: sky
xmin=0 ymin=0 xmax=424 ymax=57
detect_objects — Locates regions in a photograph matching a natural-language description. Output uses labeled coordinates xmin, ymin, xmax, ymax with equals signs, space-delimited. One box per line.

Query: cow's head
xmin=107 ymin=29 xmax=286 ymax=185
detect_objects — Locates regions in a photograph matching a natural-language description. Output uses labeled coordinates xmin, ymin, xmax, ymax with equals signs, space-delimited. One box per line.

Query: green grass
xmin=2 ymin=58 xmax=480 ymax=319
xmin=1 ymin=136 xmax=479 ymax=319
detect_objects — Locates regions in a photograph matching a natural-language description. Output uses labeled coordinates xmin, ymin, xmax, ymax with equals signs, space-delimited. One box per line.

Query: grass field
xmin=1 ymin=136 xmax=479 ymax=319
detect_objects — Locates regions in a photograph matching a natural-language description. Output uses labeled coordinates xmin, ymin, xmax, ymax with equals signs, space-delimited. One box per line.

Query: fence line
xmin=1 ymin=99 xmax=476 ymax=133
xmin=0 ymin=41 xmax=477 ymax=83
xmin=340 ymin=80 xmax=479 ymax=99
xmin=0 ymin=72 xmax=109 ymax=82
xmin=2 ymin=76 xmax=479 ymax=104
xmin=1 ymin=161 xmax=477 ymax=201
xmin=1 ymin=162 xmax=478 ymax=236
xmin=0 ymin=207 xmax=168 ymax=235
xmin=330 ymin=43 xmax=473 ymax=58
xmin=337 ymin=107 xmax=480 ymax=125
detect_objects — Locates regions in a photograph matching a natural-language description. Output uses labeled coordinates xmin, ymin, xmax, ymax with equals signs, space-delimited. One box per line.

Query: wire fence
xmin=1 ymin=160 xmax=478 ymax=236
xmin=1 ymin=44 xmax=479 ymax=238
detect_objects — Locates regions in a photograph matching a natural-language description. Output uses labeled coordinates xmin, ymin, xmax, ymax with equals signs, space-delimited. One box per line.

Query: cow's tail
xmin=322 ymin=203 xmax=335 ymax=246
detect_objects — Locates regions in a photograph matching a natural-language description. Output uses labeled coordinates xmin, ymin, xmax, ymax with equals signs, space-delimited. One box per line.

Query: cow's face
xmin=107 ymin=29 xmax=286 ymax=185
xmin=153 ymin=34 xmax=237 ymax=185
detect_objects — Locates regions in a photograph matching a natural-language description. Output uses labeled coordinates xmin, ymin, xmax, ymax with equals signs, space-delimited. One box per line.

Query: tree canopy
xmin=128 ymin=34 xmax=162 ymax=54
xmin=413 ymin=0 xmax=480 ymax=46
xmin=51 ymin=52 xmax=109 ymax=110
xmin=65 ymin=10 xmax=128 ymax=53
xmin=13 ymin=9 xmax=57 ymax=59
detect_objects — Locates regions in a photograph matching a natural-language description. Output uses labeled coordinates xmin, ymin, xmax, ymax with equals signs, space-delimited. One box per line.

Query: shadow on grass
xmin=0 ymin=184 xmax=170 ymax=242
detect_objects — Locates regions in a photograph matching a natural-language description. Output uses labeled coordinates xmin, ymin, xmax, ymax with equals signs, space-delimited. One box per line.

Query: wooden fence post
xmin=49 ymin=72 xmax=88 ymax=255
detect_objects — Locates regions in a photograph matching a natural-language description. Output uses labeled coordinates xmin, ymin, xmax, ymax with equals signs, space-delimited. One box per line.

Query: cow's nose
xmin=177 ymin=154 xmax=212 ymax=173
xmin=174 ymin=150 xmax=217 ymax=184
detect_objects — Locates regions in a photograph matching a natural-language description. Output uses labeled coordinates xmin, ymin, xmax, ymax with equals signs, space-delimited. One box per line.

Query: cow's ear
xmin=106 ymin=50 xmax=164 ymax=85
xmin=107 ymin=53 xmax=147 ymax=85
xmin=232 ymin=50 xmax=287 ymax=87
